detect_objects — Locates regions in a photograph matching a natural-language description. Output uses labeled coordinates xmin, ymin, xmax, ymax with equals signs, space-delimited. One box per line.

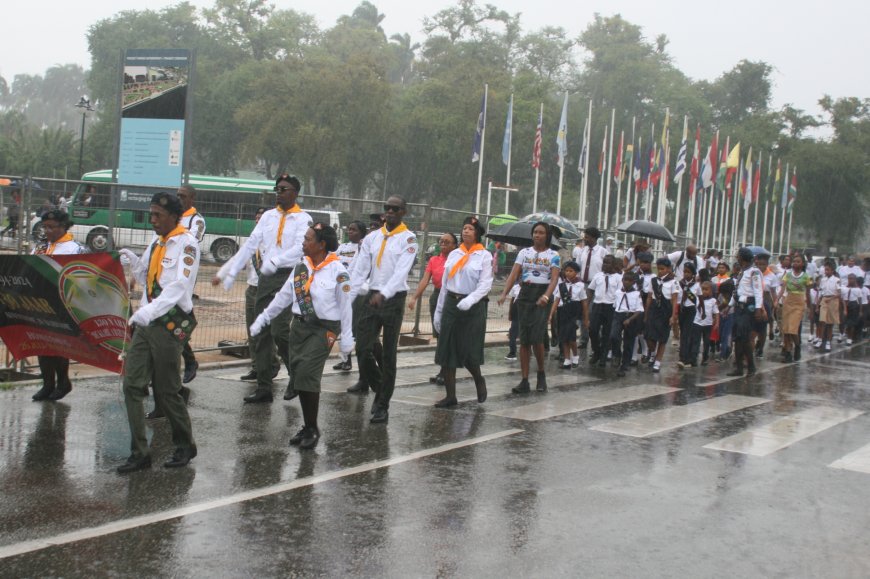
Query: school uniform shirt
xmin=666 ymin=250 xmax=704 ymax=280
xmin=641 ymin=272 xmax=656 ymax=295
xmin=433 ymin=246 xmax=493 ymax=328
xmin=838 ymin=265 xmax=863 ymax=286
xmin=818 ymin=275 xmax=840 ymax=298
xmin=181 ymin=208 xmax=206 ymax=243
xmin=650 ymin=275 xmax=681 ymax=303
xmin=805 ymin=261 xmax=819 ymax=280
xmin=129 ymin=230 xmax=200 ymax=323
xmin=840 ymin=287 xmax=865 ymax=306
xmin=614 ymin=288 xmax=645 ymax=313
xmin=351 ymin=224 xmax=418 ymax=300
xmin=574 ymin=244 xmax=607 ymax=284
xmin=679 ymin=281 xmax=701 ymax=308
xmin=693 ymin=297 xmax=720 ymax=326
xmin=226 ymin=206 xmax=311 ymax=279
xmin=734 ymin=266 xmax=764 ymax=305
xmin=335 ymin=241 xmax=360 ymax=272
xmin=262 ymin=258 xmax=355 ymax=352
xmin=762 ymin=268 xmax=780 ymax=293
xmin=706 ymin=256 xmax=720 ymax=271
xmin=863 ymin=268 xmax=870 ymax=289
xmin=556 ymin=280 xmax=587 ymax=307
xmin=514 ymin=247 xmax=561 ymax=285
xmin=588 ymin=272 xmax=622 ymax=304
xmin=32 ymin=235 xmax=85 ymax=256
xmin=809 ymin=288 xmax=820 ymax=307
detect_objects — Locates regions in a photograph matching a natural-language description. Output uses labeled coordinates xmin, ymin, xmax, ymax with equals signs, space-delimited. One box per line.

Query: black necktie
xmin=700 ymin=298 xmax=706 ymax=320
xmin=619 ymin=292 xmax=629 ymax=311
xmin=583 ymin=249 xmax=593 ymax=283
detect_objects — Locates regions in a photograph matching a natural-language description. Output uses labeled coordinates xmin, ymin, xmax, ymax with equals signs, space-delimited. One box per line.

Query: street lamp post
xmin=75 ymin=96 xmax=94 ymax=178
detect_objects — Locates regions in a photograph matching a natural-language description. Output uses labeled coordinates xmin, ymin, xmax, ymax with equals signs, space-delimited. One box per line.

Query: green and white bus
xmin=45 ymin=170 xmax=341 ymax=262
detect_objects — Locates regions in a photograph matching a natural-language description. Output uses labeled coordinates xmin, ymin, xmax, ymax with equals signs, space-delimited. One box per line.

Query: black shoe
xmin=283 ymin=384 xmax=298 ymax=401
xmin=146 ymin=407 xmax=165 ymax=419
xmin=347 ymin=380 xmax=369 ymax=394
xmin=32 ymin=385 xmax=54 ymax=401
xmin=180 ymin=386 xmax=191 ymax=405
xmin=617 ymin=368 xmax=627 ymax=377
xmin=117 ymin=455 xmax=152 ymax=474
xmin=434 ymin=397 xmax=458 ymax=408
xmin=726 ymin=369 xmax=744 ymax=377
xmin=746 ymin=367 xmax=757 ymax=376
xmin=48 ymin=382 xmax=72 ymax=401
xmin=299 ymin=427 xmax=320 ymax=449
xmin=512 ymin=378 xmax=531 ymax=394
xmin=434 ymin=375 xmax=445 ymax=386
xmin=475 ymin=377 xmax=487 ymax=403
xmin=244 ymin=391 xmax=273 ymax=404
xmin=794 ymin=346 xmax=802 ymax=361
xmin=536 ymin=372 xmax=547 ymax=392
xmin=240 ymin=369 xmax=257 ymax=381
xmin=333 ymin=360 xmax=352 ymax=372
xmin=289 ymin=427 xmax=307 ymax=446
xmin=782 ymin=352 xmax=793 ymax=363
xmin=370 ymin=406 xmax=389 ymax=423
xmin=163 ymin=446 xmax=197 ymax=468
xmin=182 ymin=361 xmax=198 ymax=384
xmin=597 ymin=358 xmax=606 ymax=368
xmin=272 ymin=367 xmax=281 ymax=379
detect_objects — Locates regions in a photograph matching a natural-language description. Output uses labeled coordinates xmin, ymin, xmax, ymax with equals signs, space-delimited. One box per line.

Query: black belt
xmin=448 ymin=291 xmax=468 ymax=300
xmin=367 ymin=290 xmax=408 ymax=299
xmin=273 ymin=267 xmax=293 ymax=276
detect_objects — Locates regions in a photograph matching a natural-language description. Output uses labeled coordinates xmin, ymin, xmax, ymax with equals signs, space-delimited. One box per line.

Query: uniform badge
xmin=336 ymin=272 xmax=350 ymax=283
xmin=407 ymin=237 xmax=414 ymax=244
xmin=183 ymin=245 xmax=196 ymax=257
xmin=183 ymin=269 xmax=191 ymax=278
xmin=184 ymin=256 xmax=194 ymax=266
xmin=342 ymin=284 xmax=351 ymax=293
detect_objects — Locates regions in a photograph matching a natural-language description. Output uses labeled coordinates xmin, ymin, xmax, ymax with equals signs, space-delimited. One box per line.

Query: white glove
xmin=340 ymin=339 xmax=355 ymax=355
xmin=129 ymin=308 xmax=150 ymax=327
xmin=118 ymin=248 xmax=139 ymax=268
xmin=433 ymin=315 xmax=442 ymax=335
xmin=457 ymin=297 xmax=473 ymax=311
xmin=250 ymin=313 xmax=269 ymax=337
xmin=222 ymin=274 xmax=235 ymax=291
xmin=260 ymin=258 xmax=277 ymax=277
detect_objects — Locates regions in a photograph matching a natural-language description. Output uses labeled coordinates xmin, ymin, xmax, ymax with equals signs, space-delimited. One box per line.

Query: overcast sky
xmin=2 ymin=0 xmax=866 ymax=123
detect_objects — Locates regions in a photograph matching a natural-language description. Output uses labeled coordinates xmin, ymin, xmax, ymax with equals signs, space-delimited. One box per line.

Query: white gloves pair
xmin=250 ymin=312 xmax=270 ymax=337
xmin=118 ymin=248 xmax=139 ymax=269
xmin=259 ymin=258 xmax=278 ymax=277
xmin=129 ymin=308 xmax=150 ymax=327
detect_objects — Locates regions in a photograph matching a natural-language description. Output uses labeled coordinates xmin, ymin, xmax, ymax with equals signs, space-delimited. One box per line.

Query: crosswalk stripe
xmin=821 ymin=358 xmax=870 ymax=371
xmin=488 ymin=384 xmax=680 ymax=421
xmin=391 ymin=374 xmax=598 ymax=407
xmin=703 ymin=406 xmax=865 ymax=456
xmin=829 ymin=441 xmax=870 ymax=474
xmin=590 ymin=395 xmax=768 ymax=438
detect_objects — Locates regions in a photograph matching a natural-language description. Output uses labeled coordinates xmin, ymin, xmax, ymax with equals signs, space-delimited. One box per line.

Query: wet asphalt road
xmin=1 ymin=340 xmax=869 ymax=578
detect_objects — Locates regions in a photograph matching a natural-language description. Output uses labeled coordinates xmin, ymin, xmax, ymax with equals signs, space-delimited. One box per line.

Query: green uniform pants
xmin=356 ymin=291 xmax=407 ymax=409
xmin=254 ymin=270 xmax=292 ymax=393
xmin=246 ymin=284 xmax=280 ymax=373
xmin=123 ymin=324 xmax=194 ymax=459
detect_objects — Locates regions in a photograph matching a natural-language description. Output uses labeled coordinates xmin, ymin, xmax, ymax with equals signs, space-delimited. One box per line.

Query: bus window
xmin=75 ymin=184 xmax=111 ymax=209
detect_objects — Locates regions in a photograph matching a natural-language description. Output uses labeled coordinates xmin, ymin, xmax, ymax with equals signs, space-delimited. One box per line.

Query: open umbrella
xmin=743 ymin=245 xmax=771 ymax=258
xmin=486 ymin=221 xmax=563 ymax=251
xmin=487 ymin=213 xmax=518 ymax=228
xmin=616 ymin=219 xmax=676 ymax=243
xmin=521 ymin=211 xmax=580 ymax=240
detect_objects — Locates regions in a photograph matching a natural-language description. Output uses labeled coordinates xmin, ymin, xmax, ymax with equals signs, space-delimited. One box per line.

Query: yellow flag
xmin=726 ymin=142 xmax=741 ymax=169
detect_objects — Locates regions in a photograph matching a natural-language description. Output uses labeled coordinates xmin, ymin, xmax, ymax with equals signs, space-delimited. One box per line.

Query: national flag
xmin=578 ymin=116 xmax=589 ymax=174
xmin=752 ymin=154 xmax=762 ymax=203
xmin=625 ymin=142 xmax=635 ymax=185
xmin=613 ymin=131 xmax=624 ymax=184
xmin=472 ymin=91 xmax=486 ymax=163
xmin=710 ymin=130 xmax=720 ymax=181
xmin=764 ymin=153 xmax=773 ymax=202
xmin=531 ymin=108 xmax=542 ymax=170
xmin=642 ymin=141 xmax=654 ymax=192
xmin=716 ymin=144 xmax=728 ymax=193
xmin=771 ymin=159 xmax=782 ymax=205
xmin=742 ymin=148 xmax=753 ymax=209
xmin=787 ymin=168 xmax=797 ymax=212
xmin=700 ymin=146 xmax=713 ymax=191
xmin=502 ymin=95 xmax=513 ymax=166
xmin=781 ymin=163 xmax=789 ymax=209
xmin=689 ymin=124 xmax=700 ymax=198
xmin=725 ymin=142 xmax=740 ymax=198
xmin=598 ymin=127 xmax=607 ymax=175
xmin=633 ymin=137 xmax=643 ymax=188
xmin=674 ymin=131 xmax=688 ymax=183
xmin=556 ymin=93 xmax=568 ymax=168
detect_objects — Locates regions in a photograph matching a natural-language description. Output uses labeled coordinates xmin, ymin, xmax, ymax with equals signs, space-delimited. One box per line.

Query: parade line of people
xmin=25 ymin=175 xmax=870 ymax=474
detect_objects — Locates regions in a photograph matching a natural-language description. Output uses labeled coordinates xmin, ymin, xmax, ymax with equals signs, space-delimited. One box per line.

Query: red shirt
xmin=426 ymin=254 xmax=448 ymax=290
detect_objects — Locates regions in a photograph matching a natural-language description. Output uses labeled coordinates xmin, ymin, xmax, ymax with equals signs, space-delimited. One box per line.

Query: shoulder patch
xmin=407 ymin=237 xmax=415 ymax=244
xmin=183 ymin=245 xmax=196 ymax=257
xmin=336 ymin=272 xmax=350 ymax=283
xmin=183 ymin=269 xmax=191 ymax=278
xmin=407 ymin=247 xmax=416 ymax=253
xmin=183 ymin=256 xmax=194 ymax=266
xmin=342 ymin=284 xmax=351 ymax=293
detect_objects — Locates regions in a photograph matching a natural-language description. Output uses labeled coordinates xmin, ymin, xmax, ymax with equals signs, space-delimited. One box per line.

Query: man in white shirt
xmin=574 ymin=227 xmax=608 ymax=347
xmin=351 ymin=195 xmax=418 ymax=424
xmin=667 ymin=244 xmax=704 ymax=281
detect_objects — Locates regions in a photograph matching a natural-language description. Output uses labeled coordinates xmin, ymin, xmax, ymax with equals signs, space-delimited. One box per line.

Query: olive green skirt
xmin=435 ymin=292 xmax=487 ymax=368
xmin=288 ymin=316 xmax=341 ymax=392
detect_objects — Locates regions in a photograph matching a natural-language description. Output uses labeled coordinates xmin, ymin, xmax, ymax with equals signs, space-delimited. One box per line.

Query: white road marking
xmin=829 ymin=441 xmax=870 ymax=474
xmin=704 ymin=406 xmax=864 ymax=456
xmin=0 ymin=429 xmax=523 ymax=561
xmin=489 ymin=384 xmax=681 ymax=421
xmin=590 ymin=395 xmax=768 ymax=438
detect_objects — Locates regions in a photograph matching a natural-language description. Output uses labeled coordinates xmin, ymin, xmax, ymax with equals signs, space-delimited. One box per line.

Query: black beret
xmin=150 ymin=192 xmax=183 ymax=217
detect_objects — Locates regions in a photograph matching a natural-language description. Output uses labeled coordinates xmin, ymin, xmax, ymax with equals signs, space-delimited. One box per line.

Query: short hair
xmin=701 ymin=281 xmax=713 ymax=291
xmin=442 ymin=231 xmax=459 ymax=246
xmin=40 ymin=209 xmax=73 ymax=230
xmin=386 ymin=195 xmax=407 ymax=209
xmin=683 ymin=261 xmax=697 ymax=274
xmin=150 ymin=192 xmax=183 ymax=218
xmin=275 ymin=173 xmax=302 ymax=193
xmin=563 ymin=260 xmax=580 ymax=273
xmin=622 ymin=270 xmax=636 ymax=282
xmin=637 ymin=251 xmax=654 ymax=264
xmin=311 ymin=222 xmax=339 ymax=252
xmin=656 ymin=257 xmax=672 ymax=268
xmin=584 ymin=226 xmax=601 ymax=240
xmin=178 ymin=184 xmax=196 ymax=196
xmin=348 ymin=220 xmax=367 ymax=234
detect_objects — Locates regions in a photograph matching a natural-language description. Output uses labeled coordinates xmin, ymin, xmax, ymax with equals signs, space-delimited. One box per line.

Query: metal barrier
xmin=0 ymin=175 xmax=519 ymax=371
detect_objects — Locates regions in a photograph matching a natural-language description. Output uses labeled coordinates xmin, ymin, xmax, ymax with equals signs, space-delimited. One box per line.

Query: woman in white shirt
xmin=433 ymin=217 xmax=493 ymax=407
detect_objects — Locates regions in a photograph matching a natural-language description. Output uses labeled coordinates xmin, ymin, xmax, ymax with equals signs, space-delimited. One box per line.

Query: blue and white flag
xmin=502 ymin=95 xmax=513 ymax=166
xmin=556 ymin=92 xmax=568 ymax=168
xmin=577 ymin=116 xmax=588 ymax=174
xmin=472 ymin=91 xmax=486 ymax=163
xmin=674 ymin=136 xmax=688 ymax=182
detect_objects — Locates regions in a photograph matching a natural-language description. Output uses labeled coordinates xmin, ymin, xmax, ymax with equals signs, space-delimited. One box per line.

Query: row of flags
xmin=471 ymin=91 xmax=799 ymax=215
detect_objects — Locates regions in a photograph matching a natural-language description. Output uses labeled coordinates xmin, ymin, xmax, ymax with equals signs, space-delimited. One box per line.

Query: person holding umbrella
xmin=498 ymin=222 xmax=561 ymax=393
xmin=432 ymin=217 xmax=492 ymax=407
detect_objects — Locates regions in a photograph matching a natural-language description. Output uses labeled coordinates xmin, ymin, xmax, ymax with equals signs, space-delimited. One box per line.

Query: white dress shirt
xmin=575 ymin=244 xmax=608 ymax=284
xmin=614 ymin=288 xmax=645 ymax=313
xmin=225 ymin=206 xmax=312 ymax=279
xmin=181 ymin=209 xmax=206 ymax=243
xmin=351 ymin=224 xmax=417 ymax=300
xmin=335 ymin=241 xmax=360 ymax=271
xmin=588 ymin=272 xmax=622 ymax=304
xmin=667 ymin=250 xmax=704 ymax=280
xmin=734 ymin=266 xmax=765 ymax=304
xmin=693 ymin=297 xmax=719 ymax=326
xmin=128 ymin=231 xmax=200 ymax=322
xmin=434 ymin=247 xmax=493 ymax=328
xmin=556 ymin=280 xmax=587 ymax=307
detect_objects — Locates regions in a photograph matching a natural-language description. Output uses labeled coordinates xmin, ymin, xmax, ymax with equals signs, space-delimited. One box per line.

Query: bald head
xmin=686 ymin=244 xmax=698 ymax=259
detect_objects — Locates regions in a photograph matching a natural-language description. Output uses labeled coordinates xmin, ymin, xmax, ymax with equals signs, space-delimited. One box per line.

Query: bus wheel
xmin=86 ymin=228 xmax=110 ymax=252
xmin=211 ymin=238 xmax=237 ymax=263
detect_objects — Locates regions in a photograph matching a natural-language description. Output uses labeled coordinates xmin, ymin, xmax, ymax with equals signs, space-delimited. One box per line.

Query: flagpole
xmin=771 ymin=204 xmax=778 ymax=255
xmin=597 ymin=125 xmax=607 ymax=228
xmin=614 ymin=130 xmax=624 ymax=238
xmin=506 ymin=94 xmax=513 ymax=188
xmin=633 ymin=135 xmax=642 ymax=221
xmin=533 ymin=102 xmax=542 ymax=214
xmin=625 ymin=116 xmax=635 ymax=228
xmin=556 ymin=92 xmax=568 ymax=216
xmin=741 ymin=154 xmax=750 ymax=248
xmin=603 ymin=108 xmax=615 ymax=232
xmin=787 ymin=210 xmax=794 ymax=254
xmin=674 ymin=115 xmax=687 ymax=242
xmin=474 ymin=84 xmax=488 ymax=215
xmin=645 ymin=123 xmax=654 ymax=222
xmin=762 ymin=153 xmax=771 ymax=249
xmin=779 ymin=162 xmax=789 ymax=255
xmin=711 ymin=194 xmax=720 ymax=255
xmin=580 ymin=100 xmax=592 ymax=226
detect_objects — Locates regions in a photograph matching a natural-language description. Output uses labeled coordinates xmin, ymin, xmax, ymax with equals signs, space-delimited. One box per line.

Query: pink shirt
xmin=426 ymin=254 xmax=448 ymax=290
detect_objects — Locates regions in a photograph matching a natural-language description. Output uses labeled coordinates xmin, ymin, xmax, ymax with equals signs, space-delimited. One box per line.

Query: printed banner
xmin=0 ymin=253 xmax=130 ymax=373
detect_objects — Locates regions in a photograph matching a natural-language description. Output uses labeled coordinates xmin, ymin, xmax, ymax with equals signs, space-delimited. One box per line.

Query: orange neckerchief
xmin=182 ymin=207 xmax=197 ymax=218
xmin=147 ymin=225 xmax=187 ymax=299
xmin=376 ymin=223 xmax=408 ymax=268
xmin=275 ymin=204 xmax=302 ymax=247
xmin=303 ymin=253 xmax=340 ymax=293
xmin=448 ymin=243 xmax=485 ymax=279
xmin=46 ymin=233 xmax=74 ymax=255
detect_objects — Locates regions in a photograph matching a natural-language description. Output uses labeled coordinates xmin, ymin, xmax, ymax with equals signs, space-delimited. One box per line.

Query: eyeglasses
xmin=274 ymin=186 xmax=296 ymax=193
xmin=383 ymin=204 xmax=402 ymax=213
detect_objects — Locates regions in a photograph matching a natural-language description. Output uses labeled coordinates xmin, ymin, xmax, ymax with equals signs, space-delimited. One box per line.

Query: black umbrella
xmin=616 ymin=219 xmax=676 ymax=243
xmin=744 ymin=245 xmax=771 ymax=258
xmin=520 ymin=211 xmax=580 ymax=240
xmin=486 ymin=221 xmax=563 ymax=251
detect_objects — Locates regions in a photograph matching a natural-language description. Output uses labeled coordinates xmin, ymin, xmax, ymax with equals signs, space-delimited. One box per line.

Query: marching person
xmin=212 ymin=174 xmax=311 ymax=404
xmin=676 ymin=262 xmax=700 ymax=369
xmin=333 ymin=220 xmax=366 ymax=373
xmin=549 ymin=261 xmax=589 ymax=370
xmin=497 ymin=222 xmax=560 ymax=393
xmin=574 ymin=227 xmax=607 ymax=348
xmin=666 ymin=243 xmax=704 ymax=281
xmin=644 ymin=257 xmax=680 ymax=373
xmin=622 ymin=239 xmax=650 ymax=272
xmin=776 ymin=253 xmax=813 ymax=362
xmin=350 ymin=196 xmax=418 ymax=424
xmin=841 ymin=274 xmax=865 ymax=346
xmin=176 ymin=184 xmax=205 ymax=384
xmin=432 ymin=217 xmax=492 ymax=407
xmin=728 ymin=247 xmax=766 ymax=377
xmin=587 ymin=255 xmax=622 ymax=367
xmin=250 ymin=223 xmax=354 ymax=449
xmin=688 ymin=281 xmax=719 ymax=367
xmin=611 ymin=270 xmax=645 ymax=377
xmin=408 ymin=231 xmax=458 ymax=385
xmin=816 ymin=260 xmax=841 ymax=351
xmin=753 ymin=253 xmax=779 ymax=359
xmin=31 ymin=210 xmax=86 ymax=401
xmin=117 ymin=192 xmax=199 ymax=473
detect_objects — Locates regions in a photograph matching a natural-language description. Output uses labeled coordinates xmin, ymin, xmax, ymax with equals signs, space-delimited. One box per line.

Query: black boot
xmin=536 ymin=371 xmax=547 ymax=392
xmin=793 ymin=344 xmax=802 ymax=361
